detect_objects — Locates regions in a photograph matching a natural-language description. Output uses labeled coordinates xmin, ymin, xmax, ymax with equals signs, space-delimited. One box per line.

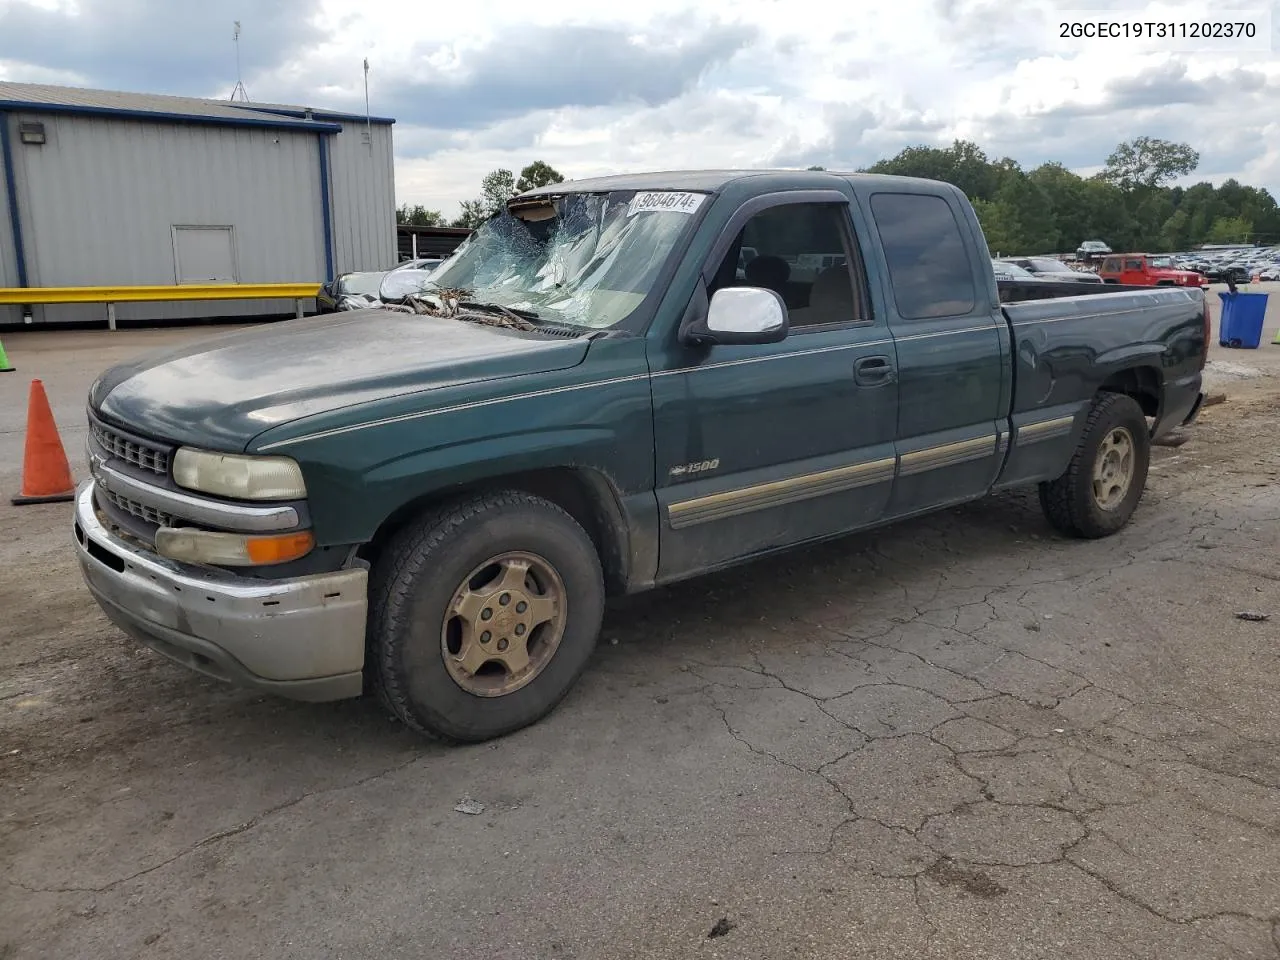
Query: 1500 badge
xmin=669 ymin=459 xmax=720 ymax=478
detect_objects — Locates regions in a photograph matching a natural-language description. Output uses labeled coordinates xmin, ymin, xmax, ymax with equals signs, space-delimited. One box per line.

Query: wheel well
xmin=360 ymin=467 xmax=631 ymax=596
xmin=1099 ymin=367 xmax=1160 ymax=418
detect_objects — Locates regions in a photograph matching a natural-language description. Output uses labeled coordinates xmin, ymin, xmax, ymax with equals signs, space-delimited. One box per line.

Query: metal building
xmin=0 ymin=81 xmax=396 ymax=325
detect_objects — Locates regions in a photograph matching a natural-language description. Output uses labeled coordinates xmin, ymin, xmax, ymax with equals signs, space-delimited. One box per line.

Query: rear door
xmin=649 ymin=190 xmax=898 ymax=580
xmin=853 ymin=184 xmax=1010 ymax=517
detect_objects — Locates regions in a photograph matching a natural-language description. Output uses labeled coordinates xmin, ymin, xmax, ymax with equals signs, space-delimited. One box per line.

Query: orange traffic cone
xmin=12 ymin=379 xmax=75 ymax=505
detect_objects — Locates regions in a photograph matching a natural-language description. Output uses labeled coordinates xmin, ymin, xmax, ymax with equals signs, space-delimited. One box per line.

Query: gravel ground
xmin=1 ymin=287 xmax=1278 ymax=959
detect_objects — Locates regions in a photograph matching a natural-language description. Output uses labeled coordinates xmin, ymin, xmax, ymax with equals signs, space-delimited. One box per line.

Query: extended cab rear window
xmin=869 ymin=193 xmax=977 ymax=320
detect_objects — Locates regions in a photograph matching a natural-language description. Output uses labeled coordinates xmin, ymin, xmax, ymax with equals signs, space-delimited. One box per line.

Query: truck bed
xmin=1000 ymin=281 xmax=1206 ymax=427
xmin=996 ymin=279 xmax=1152 ymax=303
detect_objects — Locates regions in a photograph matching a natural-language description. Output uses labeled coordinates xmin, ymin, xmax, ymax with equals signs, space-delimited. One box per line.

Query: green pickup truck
xmin=75 ymin=170 xmax=1209 ymax=741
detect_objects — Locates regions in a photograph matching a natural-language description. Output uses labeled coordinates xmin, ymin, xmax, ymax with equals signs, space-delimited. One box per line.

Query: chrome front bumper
xmin=73 ymin=482 xmax=368 ymax=702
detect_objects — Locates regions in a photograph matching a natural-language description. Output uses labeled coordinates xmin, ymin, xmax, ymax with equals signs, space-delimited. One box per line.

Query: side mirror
xmin=680 ymin=286 xmax=789 ymax=346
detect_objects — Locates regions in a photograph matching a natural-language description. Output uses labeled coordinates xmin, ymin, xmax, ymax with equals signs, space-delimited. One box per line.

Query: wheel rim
xmin=440 ymin=551 xmax=567 ymax=697
xmin=1092 ymin=426 xmax=1135 ymax=510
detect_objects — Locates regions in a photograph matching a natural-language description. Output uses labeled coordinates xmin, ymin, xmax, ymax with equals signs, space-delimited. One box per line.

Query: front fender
xmin=253 ymin=361 xmax=656 ymax=548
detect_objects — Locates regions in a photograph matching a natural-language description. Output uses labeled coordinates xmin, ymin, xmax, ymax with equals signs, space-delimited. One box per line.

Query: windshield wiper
xmin=459 ymin=300 xmax=540 ymax=322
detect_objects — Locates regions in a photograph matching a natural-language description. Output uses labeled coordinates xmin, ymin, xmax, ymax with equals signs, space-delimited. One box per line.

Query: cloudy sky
xmin=1 ymin=0 xmax=1277 ymax=217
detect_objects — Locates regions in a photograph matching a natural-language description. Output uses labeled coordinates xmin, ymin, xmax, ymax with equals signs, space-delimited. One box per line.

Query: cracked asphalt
xmin=2 ymin=294 xmax=1279 ymax=959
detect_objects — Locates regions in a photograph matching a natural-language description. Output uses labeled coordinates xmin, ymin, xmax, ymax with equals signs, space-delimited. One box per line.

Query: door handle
xmin=854 ymin=355 xmax=895 ymax=386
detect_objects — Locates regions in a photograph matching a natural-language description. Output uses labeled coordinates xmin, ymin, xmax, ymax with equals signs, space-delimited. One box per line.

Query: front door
xmin=1121 ymin=257 xmax=1146 ymax=285
xmin=649 ymin=196 xmax=898 ymax=581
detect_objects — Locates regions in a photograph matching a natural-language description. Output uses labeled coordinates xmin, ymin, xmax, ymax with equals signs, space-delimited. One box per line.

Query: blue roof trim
xmin=245 ymin=106 xmax=395 ymax=125
xmin=0 ymin=100 xmax=343 ymax=133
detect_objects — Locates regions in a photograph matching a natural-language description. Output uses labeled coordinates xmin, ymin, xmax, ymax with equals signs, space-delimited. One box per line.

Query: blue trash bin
xmin=1218 ymin=291 xmax=1268 ymax=349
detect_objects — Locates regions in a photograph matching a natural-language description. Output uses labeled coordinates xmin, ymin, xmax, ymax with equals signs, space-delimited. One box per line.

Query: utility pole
xmin=230 ymin=22 xmax=250 ymax=102
xmin=363 ymin=58 xmax=372 ymax=149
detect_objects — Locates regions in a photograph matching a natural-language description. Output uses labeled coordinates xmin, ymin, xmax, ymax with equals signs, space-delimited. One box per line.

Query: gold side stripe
xmin=668 ymin=458 xmax=896 ymax=530
xmin=1017 ymin=415 xmax=1075 ymax=442
xmin=898 ymin=436 xmax=995 ymax=477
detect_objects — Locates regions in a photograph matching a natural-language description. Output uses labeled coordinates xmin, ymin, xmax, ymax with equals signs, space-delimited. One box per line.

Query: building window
xmin=171 ymin=225 xmax=238 ymax=284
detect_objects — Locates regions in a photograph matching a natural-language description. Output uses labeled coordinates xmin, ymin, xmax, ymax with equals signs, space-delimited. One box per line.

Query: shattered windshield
xmin=418 ymin=190 xmax=707 ymax=329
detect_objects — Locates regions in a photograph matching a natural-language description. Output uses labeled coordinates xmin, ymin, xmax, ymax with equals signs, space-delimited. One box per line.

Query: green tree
xmin=806 ymin=165 xmax=826 ymax=171
xmin=1232 ymin=183 xmax=1280 ymax=242
xmin=515 ymin=161 xmax=565 ymax=193
xmin=1206 ymin=216 xmax=1253 ymax=244
xmin=1077 ymin=177 xmax=1139 ymax=250
xmin=1028 ymin=163 xmax=1090 ymax=249
xmin=453 ymin=168 xmax=518 ymax=227
xmin=972 ymin=198 xmax=1021 ymax=255
xmin=994 ymin=173 xmax=1057 ymax=253
xmin=396 ymin=203 xmax=445 ymax=226
xmin=1100 ymin=137 xmax=1200 ymax=191
xmin=1133 ymin=190 xmax=1175 ymax=249
xmin=866 ymin=140 xmax=1000 ymax=201
xmin=1159 ymin=209 xmax=1192 ymax=251
xmin=451 ymin=200 xmax=489 ymax=229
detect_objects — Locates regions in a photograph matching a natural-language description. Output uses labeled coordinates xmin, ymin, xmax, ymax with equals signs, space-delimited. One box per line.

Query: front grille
xmin=90 ymin=420 xmax=170 ymax=476
xmin=100 ymin=488 xmax=174 ymax=528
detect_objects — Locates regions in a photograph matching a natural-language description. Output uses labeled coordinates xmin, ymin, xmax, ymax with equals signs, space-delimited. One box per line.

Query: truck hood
xmin=91 ymin=310 xmax=591 ymax=451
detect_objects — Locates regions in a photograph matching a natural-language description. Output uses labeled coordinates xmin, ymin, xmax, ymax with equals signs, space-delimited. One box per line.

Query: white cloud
xmin=2 ymin=0 xmax=1278 ymax=217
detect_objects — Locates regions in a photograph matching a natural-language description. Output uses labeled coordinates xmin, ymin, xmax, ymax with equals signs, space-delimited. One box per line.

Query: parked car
xmin=392 ymin=257 xmax=444 ymax=272
xmin=377 ymin=261 xmax=444 ymax=305
xmin=74 ymin=170 xmax=1208 ymax=742
xmin=1077 ymin=239 xmax=1111 ymax=258
xmin=1203 ymin=262 xmax=1252 ymax=284
xmin=991 ymin=259 xmax=1045 ymax=282
xmin=1098 ymin=254 xmax=1208 ymax=288
xmin=316 ymin=270 xmax=388 ymax=313
xmin=999 ymin=257 xmax=1103 ymax=283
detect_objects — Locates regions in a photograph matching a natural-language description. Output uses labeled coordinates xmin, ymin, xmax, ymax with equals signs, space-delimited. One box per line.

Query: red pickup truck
xmin=1098 ymin=254 xmax=1207 ymax=288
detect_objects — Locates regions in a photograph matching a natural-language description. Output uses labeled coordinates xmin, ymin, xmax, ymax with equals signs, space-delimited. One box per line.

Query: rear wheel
xmin=368 ymin=491 xmax=605 ymax=742
xmin=1039 ymin=393 xmax=1150 ymax=539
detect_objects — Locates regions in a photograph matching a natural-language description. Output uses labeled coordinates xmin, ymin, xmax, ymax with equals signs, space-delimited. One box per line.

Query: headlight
xmin=172 ymin=448 xmax=307 ymax=500
xmin=156 ymin=528 xmax=315 ymax=566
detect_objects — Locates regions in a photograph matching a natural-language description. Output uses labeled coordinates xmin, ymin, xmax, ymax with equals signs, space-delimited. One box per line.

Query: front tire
xmin=369 ymin=492 xmax=605 ymax=742
xmin=1038 ymin=393 xmax=1150 ymax=539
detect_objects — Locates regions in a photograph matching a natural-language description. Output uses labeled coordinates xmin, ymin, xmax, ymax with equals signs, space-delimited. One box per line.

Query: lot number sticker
xmin=627 ymin=192 xmax=707 ymax=217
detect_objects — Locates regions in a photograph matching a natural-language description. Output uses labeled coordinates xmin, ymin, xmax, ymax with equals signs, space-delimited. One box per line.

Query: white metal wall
xmin=328 ymin=120 xmax=396 ymax=274
xmin=7 ymin=112 xmax=327 ymax=323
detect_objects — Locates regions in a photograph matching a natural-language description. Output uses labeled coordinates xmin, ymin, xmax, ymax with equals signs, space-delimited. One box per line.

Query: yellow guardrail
xmin=0 ymin=283 xmax=321 ymax=305
xmin=0 ymin=283 xmax=324 ymax=329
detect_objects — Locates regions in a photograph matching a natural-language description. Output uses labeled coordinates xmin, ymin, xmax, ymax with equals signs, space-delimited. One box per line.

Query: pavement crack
xmin=910 ymin=875 xmax=942 ymax=942
xmin=1067 ymin=857 xmax=1280 ymax=930
xmin=5 ymin=751 xmax=428 ymax=894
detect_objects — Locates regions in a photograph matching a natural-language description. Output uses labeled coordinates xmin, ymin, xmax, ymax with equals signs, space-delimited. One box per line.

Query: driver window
xmin=709 ymin=203 xmax=866 ymax=329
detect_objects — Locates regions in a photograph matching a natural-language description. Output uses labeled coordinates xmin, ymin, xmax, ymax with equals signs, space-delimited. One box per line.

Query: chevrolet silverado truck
xmin=75 ymin=170 xmax=1209 ymax=742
